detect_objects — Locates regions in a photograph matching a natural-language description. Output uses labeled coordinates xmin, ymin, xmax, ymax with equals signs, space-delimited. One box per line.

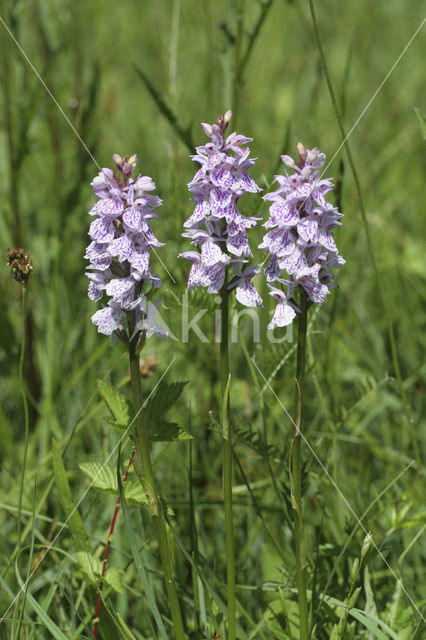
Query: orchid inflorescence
xmin=85 ymin=154 xmax=166 ymax=339
xmin=260 ymin=143 xmax=344 ymax=328
xmin=180 ymin=110 xmax=263 ymax=308
xmin=86 ymin=122 xmax=343 ymax=336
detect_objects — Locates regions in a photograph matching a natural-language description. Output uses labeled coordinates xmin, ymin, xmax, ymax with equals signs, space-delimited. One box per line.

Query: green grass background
xmin=0 ymin=0 xmax=425 ymax=638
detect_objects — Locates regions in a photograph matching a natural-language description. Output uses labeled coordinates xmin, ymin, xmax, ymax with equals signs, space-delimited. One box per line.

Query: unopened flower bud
xmin=128 ymin=154 xmax=137 ymax=169
xmin=296 ymin=142 xmax=307 ymax=163
xmin=224 ymin=109 xmax=232 ymax=124
xmin=281 ymin=154 xmax=297 ymax=169
xmin=307 ymin=148 xmax=319 ymax=164
xmin=217 ymin=110 xmax=232 ymax=132
xmin=112 ymin=153 xmax=123 ymax=170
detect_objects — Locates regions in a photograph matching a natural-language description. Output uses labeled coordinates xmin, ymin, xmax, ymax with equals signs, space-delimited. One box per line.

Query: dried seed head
xmin=6 ymin=248 xmax=34 ymax=286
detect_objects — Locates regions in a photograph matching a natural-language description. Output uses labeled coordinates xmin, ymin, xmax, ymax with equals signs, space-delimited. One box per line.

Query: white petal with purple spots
xmin=89 ymin=217 xmax=115 ymax=242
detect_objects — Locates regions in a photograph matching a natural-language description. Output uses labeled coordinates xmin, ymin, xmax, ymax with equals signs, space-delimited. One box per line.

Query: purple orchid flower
xmin=85 ymin=154 xmax=166 ymax=338
xmin=260 ymin=143 xmax=344 ymax=329
xmin=180 ymin=111 xmax=263 ymax=308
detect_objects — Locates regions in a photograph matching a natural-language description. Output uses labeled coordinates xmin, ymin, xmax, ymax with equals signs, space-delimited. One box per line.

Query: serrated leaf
xmin=148 ymin=420 xmax=193 ymax=442
xmin=104 ymin=566 xmax=124 ymax=595
xmin=77 ymin=552 xmax=124 ymax=595
xmin=79 ymin=462 xmax=117 ymax=494
xmin=97 ymin=379 xmax=130 ymax=427
xmin=144 ymin=381 xmax=188 ymax=425
xmin=124 ymin=480 xmax=149 ymax=506
xmin=414 ymin=107 xmax=426 ymax=140
xmin=76 ymin=551 xmax=102 ymax=583
xmin=105 ymin=415 xmax=127 ymax=431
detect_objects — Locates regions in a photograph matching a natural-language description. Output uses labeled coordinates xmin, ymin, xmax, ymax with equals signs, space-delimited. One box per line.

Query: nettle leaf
xmin=76 ymin=552 xmax=124 ymax=594
xmin=124 ymin=481 xmax=149 ymax=506
xmin=79 ymin=462 xmax=117 ymax=494
xmin=144 ymin=381 xmax=188 ymax=424
xmin=104 ymin=415 xmax=127 ymax=432
xmin=104 ymin=566 xmax=124 ymax=595
xmin=148 ymin=420 xmax=192 ymax=442
xmin=77 ymin=551 xmax=102 ymax=582
xmin=79 ymin=462 xmax=150 ymax=507
xmin=97 ymin=379 xmax=131 ymax=427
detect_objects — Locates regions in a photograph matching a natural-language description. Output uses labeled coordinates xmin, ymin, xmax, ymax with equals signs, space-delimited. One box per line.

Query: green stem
xmin=232 ymin=0 xmax=244 ymax=128
xmin=220 ymin=275 xmax=236 ymax=640
xmin=237 ymin=0 xmax=274 ymax=80
xmin=128 ymin=332 xmax=185 ymax=640
xmin=17 ymin=287 xmax=29 ymax=546
xmin=0 ymin=0 xmax=22 ymax=247
xmin=309 ymin=0 xmax=421 ymax=467
xmin=291 ymin=290 xmax=309 ymax=640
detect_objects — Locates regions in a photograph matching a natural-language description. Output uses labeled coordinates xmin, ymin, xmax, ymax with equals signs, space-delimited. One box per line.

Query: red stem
xmin=92 ymin=449 xmax=135 ymax=638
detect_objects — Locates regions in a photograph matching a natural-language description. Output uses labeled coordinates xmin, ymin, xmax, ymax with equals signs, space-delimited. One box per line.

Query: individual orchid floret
xmin=260 ymin=143 xmax=344 ymax=329
xmin=85 ymin=155 xmax=166 ymax=338
xmin=180 ymin=111 xmax=263 ymax=307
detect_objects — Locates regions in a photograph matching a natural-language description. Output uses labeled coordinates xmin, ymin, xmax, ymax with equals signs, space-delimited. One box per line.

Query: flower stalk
xmin=220 ymin=273 xmax=236 ymax=640
xmin=180 ymin=112 xmax=263 ymax=638
xmin=128 ymin=328 xmax=185 ymax=640
xmin=86 ymin=155 xmax=182 ymax=635
xmin=291 ymin=289 xmax=310 ymax=640
xmin=6 ymin=249 xmax=34 ymax=544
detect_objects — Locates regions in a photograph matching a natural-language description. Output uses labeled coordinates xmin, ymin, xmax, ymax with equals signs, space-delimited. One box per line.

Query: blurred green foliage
xmin=0 ymin=0 xmax=425 ymax=638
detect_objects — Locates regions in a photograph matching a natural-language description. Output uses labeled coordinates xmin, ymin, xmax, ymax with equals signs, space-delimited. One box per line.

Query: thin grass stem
xmin=232 ymin=0 xmax=244 ymax=129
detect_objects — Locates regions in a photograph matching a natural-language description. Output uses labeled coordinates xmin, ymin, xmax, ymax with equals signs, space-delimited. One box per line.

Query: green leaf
xmin=97 ymin=379 xmax=131 ymax=427
xmin=15 ymin=570 xmax=69 ymax=640
xmin=144 ymin=381 xmax=188 ymax=425
xmin=76 ymin=551 xmax=102 ymax=582
xmin=79 ymin=461 xmax=117 ymax=494
xmin=76 ymin=552 xmax=124 ymax=595
xmin=52 ymin=439 xmax=91 ymax=552
xmin=79 ymin=462 xmax=152 ymax=507
xmin=414 ymin=107 xmax=426 ymax=141
xmin=104 ymin=566 xmax=124 ymax=595
xmin=105 ymin=415 xmax=127 ymax=432
xmin=124 ymin=480 xmax=149 ymax=506
xmin=148 ymin=420 xmax=193 ymax=442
